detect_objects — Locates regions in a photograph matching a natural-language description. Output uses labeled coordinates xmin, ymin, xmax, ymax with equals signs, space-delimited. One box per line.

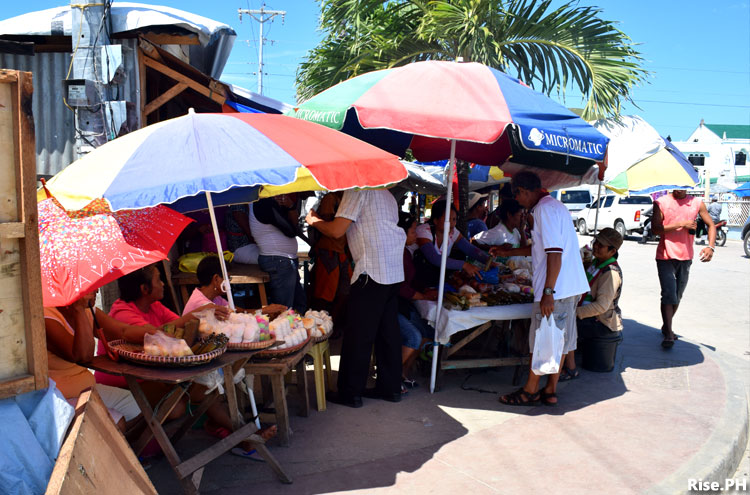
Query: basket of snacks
xmin=109 ymin=331 xmax=228 ymax=367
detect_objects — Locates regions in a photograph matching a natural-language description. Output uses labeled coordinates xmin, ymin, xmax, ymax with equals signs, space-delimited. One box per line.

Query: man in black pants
xmin=306 ymin=189 xmax=406 ymax=407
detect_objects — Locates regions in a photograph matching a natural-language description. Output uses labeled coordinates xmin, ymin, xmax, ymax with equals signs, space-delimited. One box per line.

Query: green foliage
xmin=296 ymin=0 xmax=647 ymax=120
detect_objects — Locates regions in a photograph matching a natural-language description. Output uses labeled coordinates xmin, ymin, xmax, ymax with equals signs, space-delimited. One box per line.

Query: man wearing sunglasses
xmin=491 ymin=171 xmax=588 ymax=407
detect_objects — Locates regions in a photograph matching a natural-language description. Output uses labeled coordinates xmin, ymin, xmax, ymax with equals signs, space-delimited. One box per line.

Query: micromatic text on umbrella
xmin=527 ymin=128 xmax=605 ymax=157
xmin=295 ymin=109 xmax=343 ymax=125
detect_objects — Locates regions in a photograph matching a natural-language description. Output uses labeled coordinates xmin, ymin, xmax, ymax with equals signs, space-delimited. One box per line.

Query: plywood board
xmin=0 ymin=78 xmax=28 ymax=380
xmin=46 ymin=389 xmax=157 ymax=495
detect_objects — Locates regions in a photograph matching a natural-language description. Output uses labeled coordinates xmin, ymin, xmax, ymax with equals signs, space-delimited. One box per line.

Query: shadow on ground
xmin=147 ymin=317 xmax=708 ymax=494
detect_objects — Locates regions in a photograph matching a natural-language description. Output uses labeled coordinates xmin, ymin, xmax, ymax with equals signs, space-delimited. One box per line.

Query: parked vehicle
xmin=550 ymin=186 xmax=597 ymax=214
xmin=637 ymin=206 xmax=659 ymax=244
xmin=574 ymin=194 xmax=653 ymax=238
xmin=743 ymin=215 xmax=750 ymax=258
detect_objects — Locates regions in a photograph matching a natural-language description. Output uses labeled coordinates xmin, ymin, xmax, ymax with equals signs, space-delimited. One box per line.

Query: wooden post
xmin=0 ymin=69 xmax=47 ymax=399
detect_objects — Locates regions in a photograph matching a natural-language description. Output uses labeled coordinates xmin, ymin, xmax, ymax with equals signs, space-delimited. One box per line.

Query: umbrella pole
xmin=430 ymin=139 xmax=457 ymax=393
xmin=593 ymin=180 xmax=603 ymax=233
xmin=205 ymin=191 xmax=236 ymax=311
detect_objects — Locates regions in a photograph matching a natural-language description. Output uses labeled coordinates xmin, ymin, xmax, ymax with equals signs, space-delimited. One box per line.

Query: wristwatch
xmin=543 ymin=287 xmax=555 ymax=296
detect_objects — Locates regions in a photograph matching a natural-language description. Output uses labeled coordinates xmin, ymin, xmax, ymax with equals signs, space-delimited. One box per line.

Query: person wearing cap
xmin=560 ymin=228 xmax=624 ymax=380
xmin=651 ymin=189 xmax=715 ymax=349
xmin=466 ymin=192 xmax=489 ymax=238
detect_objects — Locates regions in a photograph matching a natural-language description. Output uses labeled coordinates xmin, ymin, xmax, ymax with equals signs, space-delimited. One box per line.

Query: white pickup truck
xmin=573 ymin=194 xmax=653 ymax=238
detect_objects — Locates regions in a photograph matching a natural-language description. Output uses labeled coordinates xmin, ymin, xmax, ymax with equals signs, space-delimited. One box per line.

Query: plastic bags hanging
xmin=531 ymin=314 xmax=565 ymax=375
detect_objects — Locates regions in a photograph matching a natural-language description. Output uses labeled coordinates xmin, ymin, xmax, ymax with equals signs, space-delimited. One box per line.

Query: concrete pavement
xmin=148 ymin=237 xmax=749 ymax=494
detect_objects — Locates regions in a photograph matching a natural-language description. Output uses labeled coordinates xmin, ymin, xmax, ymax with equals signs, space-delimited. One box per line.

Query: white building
xmin=672 ymin=120 xmax=749 ymax=187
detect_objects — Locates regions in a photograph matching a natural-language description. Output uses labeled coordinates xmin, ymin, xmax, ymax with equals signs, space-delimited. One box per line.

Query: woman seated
xmin=472 ymin=199 xmax=527 ymax=249
xmin=95 ymin=265 xmax=235 ymax=425
xmin=397 ymin=212 xmax=437 ymax=392
xmin=415 ymin=199 xmax=490 ymax=284
xmin=561 ymin=228 xmax=624 ymax=380
xmin=183 ymin=256 xmax=250 ymax=314
xmin=44 ymin=289 xmax=144 ymax=432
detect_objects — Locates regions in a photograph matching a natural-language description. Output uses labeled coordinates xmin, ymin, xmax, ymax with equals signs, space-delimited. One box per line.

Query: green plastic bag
xmin=177 ymin=251 xmax=234 ymax=273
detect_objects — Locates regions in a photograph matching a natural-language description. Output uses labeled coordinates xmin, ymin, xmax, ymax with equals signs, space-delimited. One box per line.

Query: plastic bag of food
xmin=193 ymin=307 xmax=221 ymax=338
xmin=144 ymin=331 xmax=193 ymax=357
xmin=531 ymin=314 xmax=564 ymax=375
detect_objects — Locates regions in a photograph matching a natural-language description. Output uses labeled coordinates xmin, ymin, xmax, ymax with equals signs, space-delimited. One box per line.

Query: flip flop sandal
xmin=230 ymin=448 xmax=266 ymax=462
xmin=540 ymin=391 xmax=558 ymax=407
xmin=661 ymin=338 xmax=675 ymax=349
xmin=558 ymin=368 xmax=580 ymax=381
xmin=402 ymin=378 xmax=419 ymax=389
xmin=498 ymin=387 xmax=540 ymax=406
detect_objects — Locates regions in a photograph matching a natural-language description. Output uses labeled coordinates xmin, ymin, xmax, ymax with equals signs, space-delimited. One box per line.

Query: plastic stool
xmin=306 ymin=339 xmax=332 ymax=411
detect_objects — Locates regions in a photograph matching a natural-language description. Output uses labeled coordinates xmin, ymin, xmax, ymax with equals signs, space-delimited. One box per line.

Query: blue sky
xmin=2 ymin=1 xmax=748 ymax=141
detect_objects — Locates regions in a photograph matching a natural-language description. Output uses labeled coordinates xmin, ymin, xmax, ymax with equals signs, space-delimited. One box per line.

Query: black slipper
xmin=661 ymin=338 xmax=674 ymax=349
xmin=540 ymin=390 xmax=558 ymax=407
xmin=558 ymin=368 xmax=580 ymax=381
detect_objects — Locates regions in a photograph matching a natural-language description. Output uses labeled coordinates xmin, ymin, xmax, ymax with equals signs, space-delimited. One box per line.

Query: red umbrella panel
xmin=38 ymin=198 xmax=193 ymax=306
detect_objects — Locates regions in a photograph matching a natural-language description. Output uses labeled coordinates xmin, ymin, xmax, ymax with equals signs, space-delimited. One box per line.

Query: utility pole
xmin=238 ymin=5 xmax=286 ymax=95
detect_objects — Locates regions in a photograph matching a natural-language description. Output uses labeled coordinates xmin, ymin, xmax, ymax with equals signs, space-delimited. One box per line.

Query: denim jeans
xmin=398 ymin=304 xmax=435 ymax=349
xmin=258 ymin=255 xmax=306 ymax=313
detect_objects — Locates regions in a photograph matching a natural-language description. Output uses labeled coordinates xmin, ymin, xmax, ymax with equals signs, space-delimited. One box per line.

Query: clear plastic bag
xmin=531 ymin=314 xmax=565 ymax=375
xmin=143 ymin=331 xmax=193 ymax=357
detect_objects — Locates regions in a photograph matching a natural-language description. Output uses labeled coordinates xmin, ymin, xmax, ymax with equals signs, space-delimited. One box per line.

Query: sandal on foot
xmin=402 ymin=378 xmax=419 ymax=389
xmin=661 ymin=338 xmax=675 ymax=349
xmin=559 ymin=368 xmax=580 ymax=381
xmin=498 ymin=388 xmax=540 ymax=406
xmin=231 ymin=448 xmax=265 ymax=462
xmin=540 ymin=390 xmax=558 ymax=407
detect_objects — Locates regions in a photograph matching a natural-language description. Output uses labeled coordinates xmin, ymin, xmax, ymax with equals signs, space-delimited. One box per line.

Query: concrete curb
xmin=647 ymin=344 xmax=749 ymax=495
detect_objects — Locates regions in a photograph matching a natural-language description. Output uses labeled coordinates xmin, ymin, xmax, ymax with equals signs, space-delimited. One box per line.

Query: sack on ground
xmin=531 ymin=314 xmax=564 ymax=375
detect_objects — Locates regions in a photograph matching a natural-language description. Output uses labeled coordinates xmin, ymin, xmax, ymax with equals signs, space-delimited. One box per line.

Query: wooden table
xmin=243 ymin=338 xmax=313 ymax=447
xmin=414 ymin=301 xmax=533 ymax=389
xmin=86 ymin=351 xmax=292 ymax=494
xmin=172 ymin=263 xmax=270 ymax=310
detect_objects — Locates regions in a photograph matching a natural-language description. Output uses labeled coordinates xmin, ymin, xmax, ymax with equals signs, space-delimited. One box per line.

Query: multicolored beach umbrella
xmin=41 ymin=111 xmax=408 ymax=213
xmin=592 ymin=115 xmax=699 ymax=194
xmin=41 ymin=111 xmax=407 ymax=309
xmin=289 ymin=61 xmax=608 ymax=175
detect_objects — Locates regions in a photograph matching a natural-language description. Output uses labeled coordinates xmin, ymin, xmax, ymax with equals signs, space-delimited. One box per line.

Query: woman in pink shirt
xmin=96 ymin=264 xmax=230 ymax=421
xmin=182 ymin=256 xmax=249 ymax=315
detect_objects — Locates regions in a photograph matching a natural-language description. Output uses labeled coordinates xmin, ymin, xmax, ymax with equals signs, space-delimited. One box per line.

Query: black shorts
xmin=656 ymin=259 xmax=692 ymax=306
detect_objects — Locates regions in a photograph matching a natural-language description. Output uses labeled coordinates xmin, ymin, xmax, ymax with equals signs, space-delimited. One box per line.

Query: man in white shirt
xmin=306 ymin=189 xmax=406 ymax=407
xmin=491 ymin=171 xmax=589 ymax=407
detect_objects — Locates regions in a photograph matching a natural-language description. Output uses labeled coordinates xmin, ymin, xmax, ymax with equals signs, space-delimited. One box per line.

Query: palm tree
xmin=296 ymin=0 xmax=646 ymax=233
xmin=296 ymin=0 xmax=646 ymax=120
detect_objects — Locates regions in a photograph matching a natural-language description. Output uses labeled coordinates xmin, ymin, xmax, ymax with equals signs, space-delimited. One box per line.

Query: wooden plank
xmin=443 ymin=322 xmax=492 ymax=358
xmin=0 ymin=374 xmax=34 ymax=398
xmin=46 ymin=389 xmax=157 ymax=495
xmin=15 ymin=71 xmax=47 ymax=391
xmin=295 ymin=357 xmax=309 ymax=418
xmin=0 ymin=222 xmax=24 ymax=238
xmin=441 ymin=356 xmax=529 ymax=370
xmin=141 ymin=33 xmax=200 ymax=46
xmin=161 ymin=259 xmax=182 ymax=314
xmin=270 ymin=374 xmax=290 ymax=446
xmin=223 ymin=362 xmax=243 ymax=430
xmin=0 ymin=71 xmax=18 ymax=83
xmin=144 ymin=82 xmax=188 ymax=116
xmin=142 ymin=56 xmax=226 ymax=105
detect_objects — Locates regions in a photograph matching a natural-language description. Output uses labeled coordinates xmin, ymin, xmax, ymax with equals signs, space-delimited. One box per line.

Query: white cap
xmin=468 ymin=192 xmax=487 ymax=210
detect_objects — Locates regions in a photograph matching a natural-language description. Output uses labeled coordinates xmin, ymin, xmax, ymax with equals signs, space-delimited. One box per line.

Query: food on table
xmin=144 ymin=331 xmax=194 ymax=357
xmin=193 ymin=307 xmax=273 ymax=344
xmin=190 ymin=332 xmax=230 ymax=354
xmin=269 ymin=310 xmax=309 ymax=349
xmin=304 ymin=310 xmax=334 ymax=338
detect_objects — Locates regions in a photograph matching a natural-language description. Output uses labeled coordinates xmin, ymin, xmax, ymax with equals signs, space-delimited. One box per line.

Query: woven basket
xmin=255 ymin=335 xmax=311 ymax=358
xmin=227 ymin=338 xmax=277 ymax=351
xmin=109 ymin=340 xmax=226 ymax=367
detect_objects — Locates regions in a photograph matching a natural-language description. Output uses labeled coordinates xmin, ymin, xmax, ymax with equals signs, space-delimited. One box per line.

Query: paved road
xmin=602 ymin=235 xmax=749 ymax=362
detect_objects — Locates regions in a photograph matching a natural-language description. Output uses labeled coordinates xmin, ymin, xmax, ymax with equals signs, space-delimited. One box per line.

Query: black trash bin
xmin=580 ymin=332 xmax=623 ymax=372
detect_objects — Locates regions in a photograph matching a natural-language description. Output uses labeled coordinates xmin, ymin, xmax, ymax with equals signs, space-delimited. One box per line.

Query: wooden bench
xmin=243 ymin=339 xmax=313 ymax=447
xmin=171 ymin=262 xmax=269 ymax=310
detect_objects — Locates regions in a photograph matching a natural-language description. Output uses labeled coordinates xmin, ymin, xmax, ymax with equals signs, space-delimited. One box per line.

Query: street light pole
xmin=238 ymin=5 xmax=286 ymax=95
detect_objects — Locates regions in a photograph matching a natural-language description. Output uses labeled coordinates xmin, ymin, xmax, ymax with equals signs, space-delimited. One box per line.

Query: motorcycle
xmin=638 ymin=207 xmax=659 ymax=244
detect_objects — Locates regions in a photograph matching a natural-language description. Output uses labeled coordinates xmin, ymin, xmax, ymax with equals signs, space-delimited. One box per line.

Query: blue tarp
xmin=0 ymin=380 xmax=75 ymax=495
xmin=732 ymin=181 xmax=750 ymax=197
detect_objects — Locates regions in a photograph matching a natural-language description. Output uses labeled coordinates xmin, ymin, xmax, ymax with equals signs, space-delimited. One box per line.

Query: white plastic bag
xmin=531 ymin=314 xmax=565 ymax=375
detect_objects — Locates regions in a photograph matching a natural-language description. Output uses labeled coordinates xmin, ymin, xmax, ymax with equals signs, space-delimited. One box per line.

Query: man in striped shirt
xmin=307 ymin=189 xmax=406 ymax=407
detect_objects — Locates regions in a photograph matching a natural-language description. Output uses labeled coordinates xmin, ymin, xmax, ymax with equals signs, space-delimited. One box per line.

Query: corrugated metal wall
xmin=0 ymin=38 xmax=141 ymax=176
